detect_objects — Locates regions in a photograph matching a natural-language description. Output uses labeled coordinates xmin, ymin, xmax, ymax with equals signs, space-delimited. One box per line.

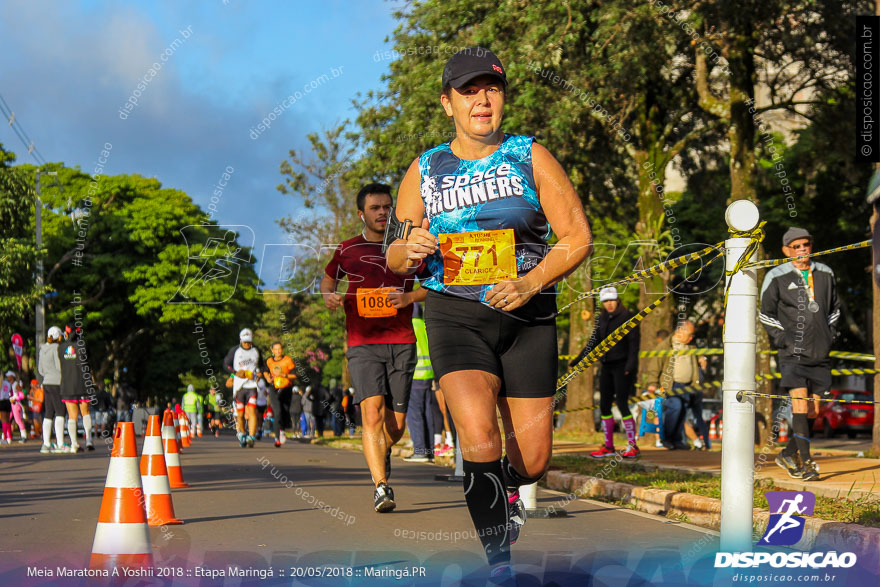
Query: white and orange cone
xmin=90 ymin=422 xmax=153 ymax=571
xmin=141 ymin=415 xmax=183 ymax=526
xmin=778 ymin=419 xmax=790 ymax=443
xmin=162 ymin=410 xmax=189 ymax=489
xmin=178 ymin=413 xmax=192 ymax=448
xmin=709 ymin=418 xmax=719 ymax=440
xmin=196 ymin=417 xmax=203 ymax=438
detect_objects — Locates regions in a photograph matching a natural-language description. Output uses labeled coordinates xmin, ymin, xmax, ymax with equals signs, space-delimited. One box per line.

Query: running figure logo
xmin=169 ymin=225 xmax=254 ymax=304
xmin=759 ymin=491 xmax=815 ymax=545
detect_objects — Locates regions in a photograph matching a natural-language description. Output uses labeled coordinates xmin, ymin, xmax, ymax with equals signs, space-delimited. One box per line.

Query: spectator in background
xmin=570 ymin=286 xmax=641 ymax=459
xmin=290 ymin=385 xmax=304 ymax=439
xmin=9 ymin=376 xmax=28 ymax=443
xmin=644 ymin=320 xmax=702 ymax=450
xmin=116 ymin=382 xmax=136 ymax=423
xmin=205 ymin=387 xmax=222 ymax=437
xmin=301 ymin=386 xmax=315 ymax=438
xmin=255 ymin=378 xmax=268 ymax=440
xmin=27 ymin=379 xmax=44 ymax=440
xmin=404 ymin=302 xmax=435 ymax=462
xmin=93 ymin=380 xmax=113 ymax=437
xmin=38 ymin=326 xmax=65 ymax=453
xmin=311 ymin=385 xmax=327 ymax=438
xmin=182 ymin=384 xmax=203 ymax=440
xmin=343 ymin=388 xmax=357 ymax=436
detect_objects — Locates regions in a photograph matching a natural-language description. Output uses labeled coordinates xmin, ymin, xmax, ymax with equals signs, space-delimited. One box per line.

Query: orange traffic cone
xmin=178 ymin=413 xmax=192 ymax=448
xmin=718 ymin=419 xmax=723 ymax=440
xmin=141 ymin=415 xmax=183 ymax=526
xmin=196 ymin=417 xmax=203 ymax=438
xmin=778 ymin=419 xmax=790 ymax=443
xmin=90 ymin=422 xmax=153 ymax=571
xmin=173 ymin=411 xmax=183 ymax=447
xmin=163 ymin=410 xmax=189 ymax=488
xmin=709 ymin=418 xmax=718 ymax=440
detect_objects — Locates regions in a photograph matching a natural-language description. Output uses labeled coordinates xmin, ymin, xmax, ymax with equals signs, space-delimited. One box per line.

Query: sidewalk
xmin=552 ymin=440 xmax=880 ymax=501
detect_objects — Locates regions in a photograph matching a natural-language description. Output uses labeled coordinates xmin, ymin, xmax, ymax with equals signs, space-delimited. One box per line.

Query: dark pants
xmin=662 ymin=383 xmax=687 ymax=445
xmin=681 ymin=389 xmax=710 ymax=449
xmin=405 ymin=379 xmax=435 ymax=457
xmin=290 ymin=395 xmax=303 ymax=435
xmin=598 ymin=360 xmax=634 ymax=417
xmin=268 ymin=386 xmax=293 ymax=437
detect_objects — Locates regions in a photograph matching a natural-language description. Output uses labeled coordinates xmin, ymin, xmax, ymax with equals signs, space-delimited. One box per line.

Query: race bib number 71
xmin=439 ymin=229 xmax=517 ymax=286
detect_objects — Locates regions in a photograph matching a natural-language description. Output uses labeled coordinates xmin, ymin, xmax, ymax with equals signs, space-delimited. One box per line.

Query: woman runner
xmin=386 ymin=48 xmax=592 ymax=579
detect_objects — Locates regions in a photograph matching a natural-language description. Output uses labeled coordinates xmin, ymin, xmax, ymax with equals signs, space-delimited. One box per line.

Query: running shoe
xmin=590 ymin=445 xmax=616 ymax=458
xmin=622 ymin=445 xmax=641 ymax=459
xmin=488 ymin=564 xmax=514 ymax=585
xmin=775 ymin=453 xmax=801 ymax=478
xmin=274 ymin=440 xmax=282 ymax=448
xmin=374 ymin=482 xmax=396 ymax=513
xmin=655 ymin=439 xmax=664 ymax=448
xmin=246 ymin=435 xmax=255 ymax=448
xmin=50 ymin=443 xmax=65 ymax=454
xmin=693 ymin=438 xmax=704 ymax=450
xmin=17 ymin=438 xmax=27 ymax=444
xmin=238 ymin=433 xmax=247 ymax=448
xmin=403 ymin=454 xmax=430 ymax=463
xmin=40 ymin=444 xmax=52 ymax=454
xmin=507 ymin=489 xmax=525 ymax=545
xmin=801 ymin=460 xmax=820 ymax=481
xmin=86 ymin=442 xmax=95 ymax=451
xmin=385 ymin=448 xmax=392 ymax=481
xmin=804 ymin=458 xmax=820 ymax=473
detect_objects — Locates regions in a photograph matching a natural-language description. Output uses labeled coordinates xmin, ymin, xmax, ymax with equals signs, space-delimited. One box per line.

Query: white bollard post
xmin=720 ymin=200 xmax=760 ymax=552
xmin=521 ymin=482 xmax=538 ymax=510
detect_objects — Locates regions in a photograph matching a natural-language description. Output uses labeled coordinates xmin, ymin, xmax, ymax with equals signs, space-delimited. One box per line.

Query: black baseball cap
xmin=442 ymin=47 xmax=507 ymax=90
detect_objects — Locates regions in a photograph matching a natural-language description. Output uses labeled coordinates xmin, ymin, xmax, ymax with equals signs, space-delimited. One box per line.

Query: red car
xmin=812 ymin=389 xmax=874 ymax=439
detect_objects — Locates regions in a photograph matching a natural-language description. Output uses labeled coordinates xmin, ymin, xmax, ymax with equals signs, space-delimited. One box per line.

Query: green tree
xmin=0 ymin=145 xmax=50 ymax=372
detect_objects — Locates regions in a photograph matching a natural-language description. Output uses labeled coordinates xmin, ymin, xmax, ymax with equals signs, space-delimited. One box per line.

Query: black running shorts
xmin=346 ymin=343 xmax=417 ymax=413
xmin=779 ymin=360 xmax=832 ymax=394
xmin=424 ymin=290 xmax=557 ymax=398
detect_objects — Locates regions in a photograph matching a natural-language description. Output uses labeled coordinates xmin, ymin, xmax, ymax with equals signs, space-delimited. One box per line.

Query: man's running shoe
xmin=403 ymin=453 xmax=430 ymax=462
xmin=238 ymin=433 xmax=247 ymax=448
xmin=622 ymin=445 xmax=641 ymax=459
xmin=275 ymin=440 xmax=282 ymax=448
xmin=775 ymin=453 xmax=802 ymax=478
xmin=507 ymin=489 xmax=526 ymax=545
xmin=40 ymin=444 xmax=52 ymax=454
xmin=590 ymin=445 xmax=616 ymax=458
xmin=246 ymin=436 xmax=255 ymax=448
xmin=801 ymin=460 xmax=820 ymax=481
xmin=374 ymin=482 xmax=396 ymax=513
xmin=385 ymin=448 xmax=392 ymax=481
xmin=86 ymin=442 xmax=95 ymax=451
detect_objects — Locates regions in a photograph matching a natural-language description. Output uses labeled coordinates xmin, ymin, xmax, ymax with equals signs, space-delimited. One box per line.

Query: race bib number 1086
xmin=356 ymin=288 xmax=399 ymax=318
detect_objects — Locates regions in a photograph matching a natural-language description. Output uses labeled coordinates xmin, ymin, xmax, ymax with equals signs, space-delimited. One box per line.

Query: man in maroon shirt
xmin=321 ymin=183 xmax=426 ymax=513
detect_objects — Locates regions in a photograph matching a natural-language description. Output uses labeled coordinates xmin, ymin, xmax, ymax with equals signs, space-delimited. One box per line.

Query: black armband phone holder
xmin=382 ymin=207 xmax=413 ymax=254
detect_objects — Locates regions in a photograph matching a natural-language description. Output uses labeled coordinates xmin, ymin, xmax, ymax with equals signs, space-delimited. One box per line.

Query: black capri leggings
xmin=598 ymin=361 xmax=634 ymax=419
xmin=43 ymin=384 xmax=64 ymax=420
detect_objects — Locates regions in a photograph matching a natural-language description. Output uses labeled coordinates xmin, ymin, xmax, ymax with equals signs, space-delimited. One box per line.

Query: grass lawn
xmin=550 ymin=454 xmax=880 ymax=528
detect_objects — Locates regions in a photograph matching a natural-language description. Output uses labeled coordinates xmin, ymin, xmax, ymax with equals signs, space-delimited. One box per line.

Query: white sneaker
xmin=655 ymin=439 xmax=664 ymax=448
xmin=693 ymin=438 xmax=704 ymax=450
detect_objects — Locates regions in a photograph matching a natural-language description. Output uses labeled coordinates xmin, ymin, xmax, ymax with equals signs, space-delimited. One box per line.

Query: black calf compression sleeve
xmin=462 ymin=459 xmax=510 ymax=566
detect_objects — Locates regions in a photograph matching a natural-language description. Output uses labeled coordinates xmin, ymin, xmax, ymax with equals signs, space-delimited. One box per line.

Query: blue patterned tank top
xmin=417 ymin=133 xmax=556 ymax=319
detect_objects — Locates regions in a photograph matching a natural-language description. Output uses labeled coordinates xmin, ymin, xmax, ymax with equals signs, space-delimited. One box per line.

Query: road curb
xmin=543 ymin=469 xmax=880 ymax=572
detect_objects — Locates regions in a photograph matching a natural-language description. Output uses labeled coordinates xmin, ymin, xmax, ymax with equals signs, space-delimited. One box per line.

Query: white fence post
xmin=720 ymin=200 xmax=760 ymax=552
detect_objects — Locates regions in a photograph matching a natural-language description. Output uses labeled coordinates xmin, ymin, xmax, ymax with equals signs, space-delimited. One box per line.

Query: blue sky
xmin=0 ymin=0 xmax=404 ymax=287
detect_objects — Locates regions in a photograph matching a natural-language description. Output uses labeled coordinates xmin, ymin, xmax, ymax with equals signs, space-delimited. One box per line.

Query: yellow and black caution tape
xmin=741 ymin=240 xmax=871 ymax=271
xmin=556 ymin=294 xmax=671 ymax=391
xmin=828 ymin=351 xmax=877 ymax=362
xmin=738 ymin=390 xmax=880 ymax=406
xmin=556 ymin=242 xmax=725 ymax=314
xmin=553 ymin=368 xmax=880 ymax=414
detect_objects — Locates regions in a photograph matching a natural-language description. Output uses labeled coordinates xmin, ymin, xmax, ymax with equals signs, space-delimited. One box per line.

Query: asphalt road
xmin=0 ymin=434 xmax=847 ymax=586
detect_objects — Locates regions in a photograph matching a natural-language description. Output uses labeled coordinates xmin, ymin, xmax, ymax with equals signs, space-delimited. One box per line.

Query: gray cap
xmin=782 ymin=227 xmax=812 ymax=246
xmin=187 ymin=384 xmax=194 ymax=393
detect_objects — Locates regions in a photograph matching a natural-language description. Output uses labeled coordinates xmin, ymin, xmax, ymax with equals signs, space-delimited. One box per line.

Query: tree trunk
xmin=635 ymin=149 xmax=673 ymax=387
xmin=562 ymin=263 xmax=595 ymax=433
